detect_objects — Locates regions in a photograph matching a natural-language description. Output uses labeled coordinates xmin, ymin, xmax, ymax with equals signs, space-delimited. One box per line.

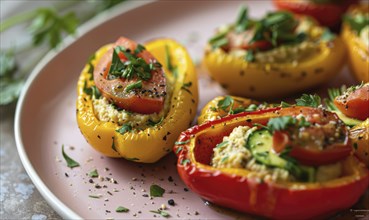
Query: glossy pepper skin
xmin=197 ymin=95 xmax=259 ymax=124
xmin=351 ymin=119 xmax=369 ymax=167
xmin=77 ymin=39 xmax=198 ymax=163
xmin=342 ymin=5 xmax=369 ymax=83
xmin=174 ymin=108 xmax=369 ymax=219
xmin=204 ymin=26 xmax=346 ymax=99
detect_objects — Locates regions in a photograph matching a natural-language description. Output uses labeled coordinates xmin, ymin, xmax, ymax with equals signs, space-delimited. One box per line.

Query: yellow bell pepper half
xmin=198 ymin=96 xmax=258 ymax=124
xmin=76 ymin=39 xmax=198 ymax=163
xmin=203 ymin=32 xmax=346 ymax=99
xmin=342 ymin=4 xmax=369 ymax=83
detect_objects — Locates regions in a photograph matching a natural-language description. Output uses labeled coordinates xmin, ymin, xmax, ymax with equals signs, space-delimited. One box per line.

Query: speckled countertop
xmin=1 ymin=104 xmax=61 ymax=219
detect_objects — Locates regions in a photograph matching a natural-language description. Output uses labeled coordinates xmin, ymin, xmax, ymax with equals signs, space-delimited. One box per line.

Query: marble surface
xmin=1 ymin=104 xmax=61 ymax=219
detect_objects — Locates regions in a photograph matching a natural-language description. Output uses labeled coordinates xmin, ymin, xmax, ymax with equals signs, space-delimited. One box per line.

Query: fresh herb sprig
xmin=0 ymin=0 xmax=127 ymax=106
xmin=344 ymin=14 xmax=369 ymax=34
xmin=108 ymin=45 xmax=160 ymax=81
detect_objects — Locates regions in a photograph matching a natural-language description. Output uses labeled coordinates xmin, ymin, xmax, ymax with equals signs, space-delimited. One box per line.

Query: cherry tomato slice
xmin=94 ymin=37 xmax=166 ymax=114
xmin=273 ymin=0 xmax=359 ymax=28
xmin=334 ymin=83 xmax=369 ymax=121
xmin=272 ymin=107 xmax=351 ymax=165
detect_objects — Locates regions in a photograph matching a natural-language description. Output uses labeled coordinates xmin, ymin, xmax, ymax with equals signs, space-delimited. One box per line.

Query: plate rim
xmin=14 ymin=1 xmax=154 ymax=219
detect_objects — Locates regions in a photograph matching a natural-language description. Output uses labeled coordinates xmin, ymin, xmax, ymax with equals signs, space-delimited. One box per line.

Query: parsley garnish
xmin=245 ymin=50 xmax=254 ymax=62
xmin=174 ymin=140 xmax=190 ymax=145
xmin=83 ymin=81 xmax=101 ymax=99
xmin=150 ymin=210 xmax=170 ymax=218
xmin=216 ymin=140 xmax=229 ymax=148
xmin=125 ymin=80 xmax=142 ymax=92
xmin=146 ymin=117 xmax=164 ymax=127
xmin=296 ymin=94 xmax=321 ymax=107
xmin=164 ymin=44 xmax=178 ymax=78
xmin=88 ymin=194 xmax=102 ymax=199
xmin=111 ymin=137 xmax=117 ymax=152
xmin=61 ymin=145 xmax=80 ymax=168
xmin=108 ymin=46 xmax=156 ymax=81
xmin=180 ymin=158 xmax=190 ymax=165
xmin=116 ymin=206 xmax=129 ymax=213
xmin=217 ymin=96 xmax=234 ymax=111
xmin=267 ymin=115 xmax=310 ymax=133
xmin=320 ymin=28 xmax=336 ymax=42
xmin=116 ymin=123 xmax=132 ymax=135
xmin=175 ymin=147 xmax=183 ymax=154
xmin=150 ymin=184 xmax=165 ymax=197
xmin=88 ymin=169 xmax=99 ymax=178
xmin=344 ymin=14 xmax=369 ymax=34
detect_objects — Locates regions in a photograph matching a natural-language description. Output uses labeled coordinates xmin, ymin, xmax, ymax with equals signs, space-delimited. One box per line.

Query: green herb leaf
xmin=146 ymin=117 xmax=164 ymax=127
xmin=116 ymin=206 xmax=129 ymax=213
xmin=175 ymin=147 xmax=183 ymax=154
xmin=126 ymin=157 xmax=139 ymax=161
xmin=62 ymin=145 xmax=80 ymax=168
xmin=175 ymin=140 xmax=190 ymax=145
xmin=134 ymin=44 xmax=146 ymax=55
xmin=344 ymin=14 xmax=369 ymax=34
xmin=108 ymin=46 xmax=153 ymax=81
xmin=267 ymin=116 xmax=296 ymax=132
xmin=245 ymin=50 xmax=254 ymax=62
xmin=111 ymin=137 xmax=117 ymax=152
xmin=0 ymin=78 xmax=24 ymax=105
xmin=217 ymin=96 xmax=234 ymax=111
xmin=150 ymin=210 xmax=170 ymax=218
xmin=88 ymin=169 xmax=99 ymax=178
xmin=216 ymin=140 xmax=229 ymax=148
xmin=320 ymin=28 xmax=336 ymax=42
xmin=296 ymin=94 xmax=321 ymax=107
xmin=116 ymin=123 xmax=132 ymax=135
xmin=0 ymin=50 xmax=16 ymax=77
xmin=29 ymin=9 xmax=78 ymax=48
xmin=180 ymin=158 xmax=190 ymax=166
xmin=280 ymin=101 xmax=291 ymax=108
xmin=125 ymin=80 xmax=142 ymax=92
xmin=150 ymin=184 xmax=165 ymax=197
xmin=88 ymin=194 xmax=102 ymax=199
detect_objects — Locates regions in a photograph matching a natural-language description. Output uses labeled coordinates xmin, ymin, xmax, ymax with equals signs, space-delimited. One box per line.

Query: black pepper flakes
xmin=168 ymin=176 xmax=173 ymax=182
xmin=65 ymin=173 xmax=69 ymax=177
xmin=168 ymin=199 xmax=175 ymax=206
xmin=184 ymin=188 xmax=189 ymax=192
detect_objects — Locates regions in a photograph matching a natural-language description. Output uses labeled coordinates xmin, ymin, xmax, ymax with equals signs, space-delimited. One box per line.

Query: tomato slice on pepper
xmin=273 ymin=0 xmax=359 ymax=28
xmin=94 ymin=37 xmax=166 ymax=114
xmin=334 ymin=83 xmax=369 ymax=121
xmin=271 ymin=107 xmax=351 ymax=165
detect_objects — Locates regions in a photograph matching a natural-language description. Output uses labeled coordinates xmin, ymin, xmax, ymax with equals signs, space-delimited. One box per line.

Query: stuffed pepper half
xmin=342 ymin=4 xmax=369 ymax=82
xmin=174 ymin=106 xmax=368 ymax=219
xmin=77 ymin=37 xmax=198 ymax=163
xmin=204 ymin=7 xmax=345 ymax=99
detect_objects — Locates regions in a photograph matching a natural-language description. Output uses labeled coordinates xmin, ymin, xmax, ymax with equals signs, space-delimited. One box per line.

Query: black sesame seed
xmin=168 ymin=176 xmax=173 ymax=182
xmin=184 ymin=188 xmax=189 ymax=192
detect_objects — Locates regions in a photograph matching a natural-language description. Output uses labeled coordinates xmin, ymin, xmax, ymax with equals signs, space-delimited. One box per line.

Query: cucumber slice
xmin=247 ymin=129 xmax=315 ymax=182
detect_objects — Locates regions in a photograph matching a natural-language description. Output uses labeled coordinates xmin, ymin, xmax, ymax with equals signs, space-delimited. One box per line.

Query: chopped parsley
xmin=295 ymin=94 xmax=321 ymax=107
xmin=116 ymin=123 xmax=132 ymax=135
xmin=320 ymin=28 xmax=336 ymax=42
xmin=146 ymin=117 xmax=164 ymax=127
xmin=267 ymin=115 xmax=310 ymax=133
xmin=180 ymin=158 xmax=190 ymax=165
xmin=83 ymin=81 xmax=101 ymax=99
xmin=108 ymin=46 xmax=159 ymax=81
xmin=344 ymin=13 xmax=369 ymax=34
xmin=150 ymin=184 xmax=165 ymax=197
xmin=216 ymin=141 xmax=229 ymax=148
xmin=125 ymin=80 xmax=142 ymax=92
xmin=116 ymin=206 xmax=129 ymax=213
xmin=88 ymin=169 xmax=99 ymax=178
xmin=61 ymin=145 xmax=80 ymax=168
xmin=217 ymin=96 xmax=234 ymax=111
xmin=150 ymin=210 xmax=170 ymax=218
xmin=174 ymin=140 xmax=190 ymax=145
xmin=164 ymin=44 xmax=178 ymax=78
